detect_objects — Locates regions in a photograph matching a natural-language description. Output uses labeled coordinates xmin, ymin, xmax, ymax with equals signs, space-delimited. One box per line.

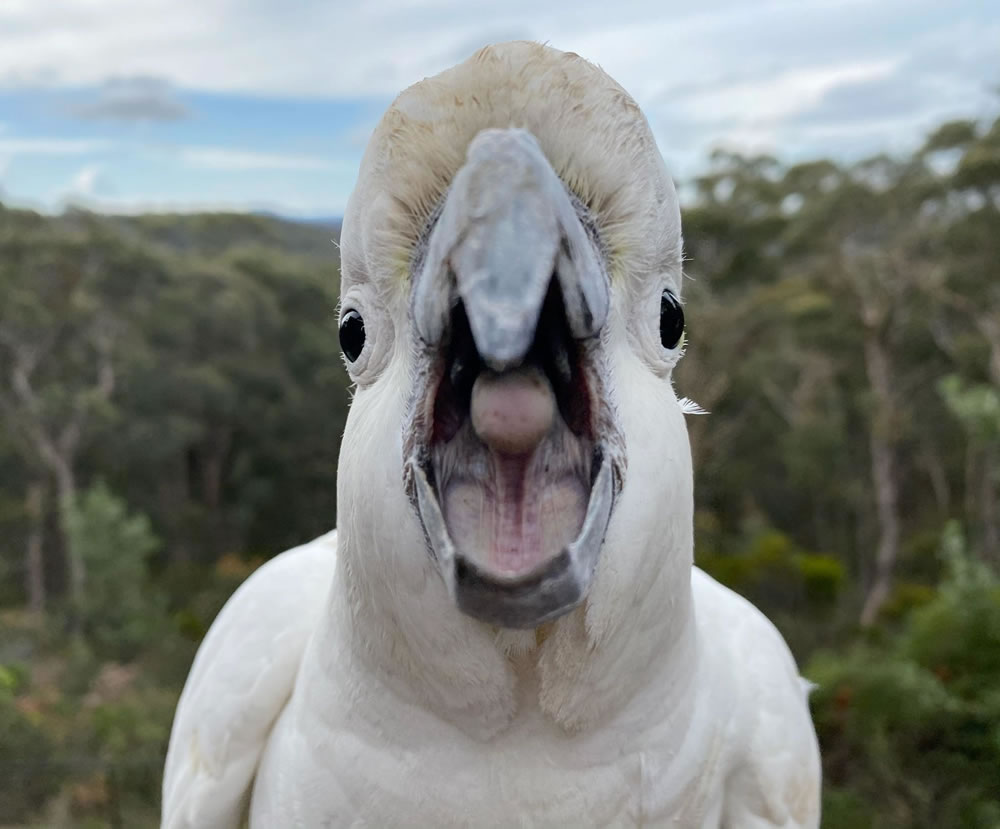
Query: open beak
xmin=404 ymin=128 xmax=625 ymax=629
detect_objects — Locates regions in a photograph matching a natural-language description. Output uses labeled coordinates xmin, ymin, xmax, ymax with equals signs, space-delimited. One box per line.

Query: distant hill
xmin=251 ymin=210 xmax=343 ymax=235
xmin=118 ymin=211 xmax=341 ymax=261
xmin=0 ymin=202 xmax=341 ymax=264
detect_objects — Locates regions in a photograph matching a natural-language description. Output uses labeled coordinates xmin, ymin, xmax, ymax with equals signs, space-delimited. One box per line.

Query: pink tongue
xmin=446 ymin=367 xmax=585 ymax=576
xmin=470 ymin=367 xmax=555 ymax=454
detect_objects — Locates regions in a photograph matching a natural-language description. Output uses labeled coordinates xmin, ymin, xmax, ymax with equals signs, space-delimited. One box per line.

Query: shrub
xmin=0 ymin=667 xmax=61 ymax=823
xmin=807 ymin=523 xmax=1000 ymax=828
xmin=63 ymin=483 xmax=167 ymax=661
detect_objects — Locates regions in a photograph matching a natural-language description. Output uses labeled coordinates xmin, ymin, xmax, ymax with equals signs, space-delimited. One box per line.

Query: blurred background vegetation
xmin=1 ymin=112 xmax=999 ymax=827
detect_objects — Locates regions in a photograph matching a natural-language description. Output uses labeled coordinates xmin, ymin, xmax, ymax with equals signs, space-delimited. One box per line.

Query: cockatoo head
xmin=336 ymin=42 xmax=690 ymax=633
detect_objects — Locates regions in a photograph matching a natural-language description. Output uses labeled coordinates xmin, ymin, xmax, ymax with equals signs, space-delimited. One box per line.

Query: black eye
xmin=660 ymin=290 xmax=684 ymax=350
xmin=339 ymin=309 xmax=366 ymax=362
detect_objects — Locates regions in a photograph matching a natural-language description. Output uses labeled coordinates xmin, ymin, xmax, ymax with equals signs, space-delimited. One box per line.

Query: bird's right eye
xmin=339 ymin=309 xmax=366 ymax=362
xmin=659 ymin=290 xmax=684 ymax=350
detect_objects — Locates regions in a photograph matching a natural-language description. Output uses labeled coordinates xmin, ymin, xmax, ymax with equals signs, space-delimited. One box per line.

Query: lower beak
xmin=412 ymin=447 xmax=616 ymax=628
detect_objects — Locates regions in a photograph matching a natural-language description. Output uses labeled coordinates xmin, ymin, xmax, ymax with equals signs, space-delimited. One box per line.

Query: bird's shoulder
xmin=161 ymin=530 xmax=337 ymax=829
xmin=690 ymin=566 xmax=822 ymax=828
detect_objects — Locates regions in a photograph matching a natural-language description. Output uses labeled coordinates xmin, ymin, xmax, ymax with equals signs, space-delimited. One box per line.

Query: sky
xmin=0 ymin=0 xmax=997 ymax=217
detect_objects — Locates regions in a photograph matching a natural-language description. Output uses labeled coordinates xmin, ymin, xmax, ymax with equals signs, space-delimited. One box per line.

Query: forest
xmin=1 ymin=112 xmax=998 ymax=827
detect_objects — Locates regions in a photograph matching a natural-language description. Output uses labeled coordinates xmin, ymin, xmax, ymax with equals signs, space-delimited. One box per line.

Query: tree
xmin=0 ymin=211 xmax=169 ymax=616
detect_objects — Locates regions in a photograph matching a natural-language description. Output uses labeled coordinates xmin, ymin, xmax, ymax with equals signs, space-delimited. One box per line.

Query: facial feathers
xmin=342 ymin=41 xmax=683 ymax=295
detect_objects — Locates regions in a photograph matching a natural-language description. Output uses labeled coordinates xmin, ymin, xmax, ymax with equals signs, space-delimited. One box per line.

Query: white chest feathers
xmin=162 ymin=536 xmax=820 ymax=829
xmin=249 ymin=653 xmax=732 ymax=828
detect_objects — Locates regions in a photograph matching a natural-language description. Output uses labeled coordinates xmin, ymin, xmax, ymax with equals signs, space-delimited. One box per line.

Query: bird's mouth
xmin=407 ymin=284 xmax=618 ymax=628
xmin=403 ymin=128 xmax=625 ymax=629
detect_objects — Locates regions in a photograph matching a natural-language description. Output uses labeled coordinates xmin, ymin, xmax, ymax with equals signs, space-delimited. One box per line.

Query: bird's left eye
xmin=660 ymin=290 xmax=684 ymax=350
xmin=339 ymin=309 xmax=366 ymax=362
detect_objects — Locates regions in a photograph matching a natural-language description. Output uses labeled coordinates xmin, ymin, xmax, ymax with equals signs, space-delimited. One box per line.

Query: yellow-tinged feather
xmin=342 ymin=41 xmax=682 ymax=295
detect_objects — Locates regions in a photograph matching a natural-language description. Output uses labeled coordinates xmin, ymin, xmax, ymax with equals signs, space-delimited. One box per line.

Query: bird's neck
xmin=321 ymin=530 xmax=698 ymax=741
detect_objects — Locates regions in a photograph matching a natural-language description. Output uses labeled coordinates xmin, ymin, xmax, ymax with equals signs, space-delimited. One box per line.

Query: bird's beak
xmin=412 ymin=129 xmax=609 ymax=370
xmin=404 ymin=128 xmax=625 ymax=629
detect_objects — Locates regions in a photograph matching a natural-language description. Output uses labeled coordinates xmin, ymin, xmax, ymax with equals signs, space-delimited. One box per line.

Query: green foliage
xmin=809 ymin=525 xmax=1000 ymax=828
xmin=940 ymin=374 xmax=1000 ymax=443
xmin=922 ymin=119 xmax=979 ymax=152
xmin=63 ymin=483 xmax=165 ymax=660
xmin=796 ymin=553 xmax=845 ymax=605
xmin=84 ymin=684 xmax=179 ymax=809
xmin=699 ymin=529 xmax=844 ymax=610
xmin=904 ymin=523 xmax=1000 ymax=697
xmin=0 ymin=660 xmax=31 ymax=693
xmin=0 ymin=665 xmax=61 ymax=822
xmin=879 ymin=581 xmax=936 ymax=621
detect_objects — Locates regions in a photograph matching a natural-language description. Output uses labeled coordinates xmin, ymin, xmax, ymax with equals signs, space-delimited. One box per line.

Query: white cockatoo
xmin=163 ymin=41 xmax=821 ymax=828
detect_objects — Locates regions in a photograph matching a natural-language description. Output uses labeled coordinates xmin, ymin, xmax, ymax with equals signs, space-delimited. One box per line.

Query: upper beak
xmin=412 ymin=128 xmax=609 ymax=369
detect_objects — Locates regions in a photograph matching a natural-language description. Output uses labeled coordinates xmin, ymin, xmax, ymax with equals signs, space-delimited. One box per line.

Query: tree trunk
xmin=25 ymin=481 xmax=46 ymax=616
xmin=982 ymin=444 xmax=999 ymax=564
xmin=964 ymin=446 xmax=978 ymax=542
xmin=52 ymin=457 xmax=84 ymax=613
xmin=981 ymin=317 xmax=1000 ymax=389
xmin=919 ymin=440 xmax=950 ymax=514
xmin=6 ymin=324 xmax=117 ymax=612
xmin=860 ymin=326 xmax=901 ymax=627
xmin=201 ymin=428 xmax=232 ymax=510
xmin=162 ymin=468 xmax=191 ymax=565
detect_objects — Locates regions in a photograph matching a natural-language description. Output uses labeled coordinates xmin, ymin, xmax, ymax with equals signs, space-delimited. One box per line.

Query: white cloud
xmin=2 ymin=1 xmax=992 ymax=163
xmin=73 ymin=76 xmax=189 ymax=121
xmin=0 ymin=0 xmax=987 ymax=102
xmin=54 ymin=162 xmax=116 ymax=210
xmin=0 ymin=137 xmax=111 ymax=155
xmin=648 ymin=58 xmax=904 ymax=162
xmin=0 ymin=125 xmax=9 ymax=181
xmin=68 ymin=163 xmax=104 ymax=197
xmin=677 ymin=59 xmax=901 ymax=128
xmin=177 ymin=147 xmax=352 ymax=172
xmin=42 ymin=192 xmax=346 ymax=219
xmin=0 ymin=0 xmax=996 ymax=213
